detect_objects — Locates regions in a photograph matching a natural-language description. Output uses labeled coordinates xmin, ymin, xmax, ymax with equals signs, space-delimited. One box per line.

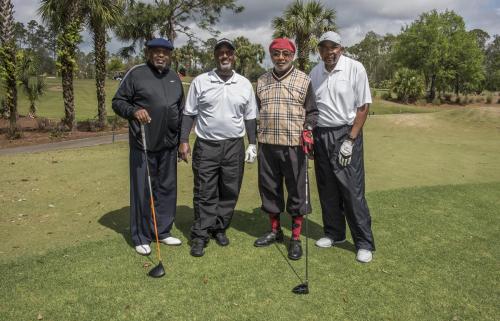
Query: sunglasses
xmin=271 ymin=50 xmax=294 ymax=58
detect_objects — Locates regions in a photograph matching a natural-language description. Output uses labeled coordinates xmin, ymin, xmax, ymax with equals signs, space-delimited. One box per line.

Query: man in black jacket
xmin=112 ymin=38 xmax=184 ymax=256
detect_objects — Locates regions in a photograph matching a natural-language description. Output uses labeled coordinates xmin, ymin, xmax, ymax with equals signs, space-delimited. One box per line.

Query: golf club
xmin=141 ymin=123 xmax=166 ymax=278
xmin=292 ymin=156 xmax=309 ymax=295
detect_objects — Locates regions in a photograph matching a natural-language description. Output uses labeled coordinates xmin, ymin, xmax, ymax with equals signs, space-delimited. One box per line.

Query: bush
xmin=432 ymin=97 xmax=441 ymax=105
xmin=476 ymin=97 xmax=484 ymax=103
xmin=444 ymin=93 xmax=452 ymax=102
xmin=390 ymin=68 xmax=425 ymax=103
xmin=381 ymin=91 xmax=391 ymax=100
xmin=486 ymin=95 xmax=493 ymax=104
xmin=497 ymin=97 xmax=500 ymax=104
xmin=371 ymin=89 xmax=377 ymax=98
xmin=36 ymin=117 xmax=52 ymax=131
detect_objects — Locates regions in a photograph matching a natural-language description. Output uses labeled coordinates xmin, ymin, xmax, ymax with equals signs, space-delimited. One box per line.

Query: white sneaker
xmin=356 ymin=249 xmax=373 ymax=263
xmin=135 ymin=244 xmax=151 ymax=255
xmin=160 ymin=236 xmax=182 ymax=246
xmin=315 ymin=237 xmax=347 ymax=248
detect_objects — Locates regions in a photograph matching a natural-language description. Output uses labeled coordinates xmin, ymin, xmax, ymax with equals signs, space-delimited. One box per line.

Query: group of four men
xmin=112 ymin=31 xmax=375 ymax=264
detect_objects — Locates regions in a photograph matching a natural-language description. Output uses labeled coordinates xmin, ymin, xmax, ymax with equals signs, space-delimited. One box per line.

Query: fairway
xmin=1 ymin=107 xmax=499 ymax=320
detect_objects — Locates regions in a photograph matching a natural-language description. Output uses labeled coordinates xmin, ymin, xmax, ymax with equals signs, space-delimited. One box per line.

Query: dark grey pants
xmin=313 ymin=126 xmax=375 ymax=251
xmin=258 ymin=143 xmax=311 ymax=216
xmin=129 ymin=146 xmax=177 ymax=246
xmin=191 ymin=137 xmax=245 ymax=241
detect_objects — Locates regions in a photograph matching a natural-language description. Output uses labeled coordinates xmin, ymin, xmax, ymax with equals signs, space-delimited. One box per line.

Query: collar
xmin=272 ymin=65 xmax=295 ymax=81
xmin=322 ymin=54 xmax=345 ymax=74
xmin=208 ymin=69 xmax=238 ymax=83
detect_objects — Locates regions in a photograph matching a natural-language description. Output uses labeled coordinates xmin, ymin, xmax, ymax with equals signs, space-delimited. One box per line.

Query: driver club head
xmin=292 ymin=282 xmax=309 ymax=295
xmin=148 ymin=261 xmax=166 ymax=278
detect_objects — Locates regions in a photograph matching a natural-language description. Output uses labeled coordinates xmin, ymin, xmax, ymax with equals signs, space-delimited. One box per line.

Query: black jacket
xmin=112 ymin=62 xmax=184 ymax=152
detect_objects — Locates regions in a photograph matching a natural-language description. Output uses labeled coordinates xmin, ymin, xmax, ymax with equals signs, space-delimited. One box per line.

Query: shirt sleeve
xmin=354 ymin=63 xmax=372 ymax=108
xmin=183 ymin=78 xmax=199 ymax=116
xmin=304 ymin=82 xmax=319 ymax=129
xmin=244 ymin=81 xmax=257 ymax=120
xmin=112 ymin=70 xmax=140 ymax=120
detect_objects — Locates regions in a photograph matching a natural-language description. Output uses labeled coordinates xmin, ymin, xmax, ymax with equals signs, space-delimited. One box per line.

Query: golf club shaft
xmin=140 ymin=124 xmax=162 ymax=263
xmin=305 ymin=157 xmax=309 ymax=284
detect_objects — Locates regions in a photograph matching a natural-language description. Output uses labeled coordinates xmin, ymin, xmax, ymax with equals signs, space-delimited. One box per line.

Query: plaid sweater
xmin=256 ymin=67 xmax=317 ymax=146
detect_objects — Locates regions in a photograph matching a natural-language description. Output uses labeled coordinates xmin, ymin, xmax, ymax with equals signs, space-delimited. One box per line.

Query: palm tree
xmin=272 ymin=0 xmax=336 ymax=72
xmin=39 ymin=0 xmax=82 ymax=131
xmin=0 ymin=0 xmax=19 ymax=137
xmin=234 ymin=36 xmax=265 ymax=78
xmin=82 ymin=0 xmax=124 ymax=129
xmin=19 ymin=52 xmax=46 ymax=118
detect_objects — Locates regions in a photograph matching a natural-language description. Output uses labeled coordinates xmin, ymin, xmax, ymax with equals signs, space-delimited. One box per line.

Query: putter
xmin=292 ymin=156 xmax=309 ymax=295
xmin=141 ymin=123 xmax=166 ymax=278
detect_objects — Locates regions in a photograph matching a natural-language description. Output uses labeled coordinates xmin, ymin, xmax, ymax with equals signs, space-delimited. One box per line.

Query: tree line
xmin=1 ymin=0 xmax=499 ymax=139
xmin=347 ymin=10 xmax=500 ymax=103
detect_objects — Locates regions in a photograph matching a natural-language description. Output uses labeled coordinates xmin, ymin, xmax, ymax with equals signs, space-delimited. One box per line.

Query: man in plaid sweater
xmin=253 ymin=38 xmax=318 ymax=260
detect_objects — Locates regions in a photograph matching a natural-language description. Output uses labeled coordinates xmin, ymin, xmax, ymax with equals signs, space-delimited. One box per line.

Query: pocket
xmin=166 ymin=105 xmax=179 ymax=131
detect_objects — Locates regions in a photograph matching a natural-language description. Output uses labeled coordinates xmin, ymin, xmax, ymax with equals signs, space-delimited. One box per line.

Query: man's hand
xmin=338 ymin=140 xmax=353 ymax=167
xmin=134 ymin=108 xmax=151 ymax=124
xmin=178 ymin=142 xmax=191 ymax=163
xmin=244 ymin=144 xmax=257 ymax=163
xmin=301 ymin=130 xmax=314 ymax=156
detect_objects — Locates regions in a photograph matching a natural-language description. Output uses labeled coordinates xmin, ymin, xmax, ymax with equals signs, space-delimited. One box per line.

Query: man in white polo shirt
xmin=309 ymin=31 xmax=375 ymax=263
xmin=178 ymin=38 xmax=257 ymax=257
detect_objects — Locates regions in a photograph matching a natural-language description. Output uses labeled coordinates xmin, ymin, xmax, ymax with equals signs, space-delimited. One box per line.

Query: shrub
xmin=390 ymin=68 xmax=425 ymax=103
xmin=381 ymin=91 xmax=391 ymax=100
xmin=371 ymin=89 xmax=377 ymax=98
xmin=444 ymin=93 xmax=452 ymax=102
xmin=497 ymin=97 xmax=500 ymax=104
xmin=36 ymin=117 xmax=52 ymax=131
xmin=486 ymin=94 xmax=493 ymax=104
xmin=476 ymin=97 xmax=484 ymax=103
xmin=432 ymin=97 xmax=441 ymax=105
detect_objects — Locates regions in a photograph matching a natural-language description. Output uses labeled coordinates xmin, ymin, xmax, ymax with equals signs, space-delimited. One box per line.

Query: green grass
xmin=16 ymin=78 xmax=190 ymax=121
xmin=1 ymin=107 xmax=499 ymax=320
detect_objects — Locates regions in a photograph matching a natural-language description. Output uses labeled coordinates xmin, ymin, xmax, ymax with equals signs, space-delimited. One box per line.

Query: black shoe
xmin=190 ymin=238 xmax=206 ymax=257
xmin=254 ymin=230 xmax=284 ymax=247
xmin=212 ymin=232 xmax=229 ymax=246
xmin=288 ymin=239 xmax=302 ymax=260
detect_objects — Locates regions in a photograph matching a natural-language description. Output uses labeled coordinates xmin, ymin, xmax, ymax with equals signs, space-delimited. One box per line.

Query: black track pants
xmin=190 ymin=137 xmax=245 ymax=241
xmin=313 ymin=126 xmax=375 ymax=251
xmin=129 ymin=146 xmax=177 ymax=246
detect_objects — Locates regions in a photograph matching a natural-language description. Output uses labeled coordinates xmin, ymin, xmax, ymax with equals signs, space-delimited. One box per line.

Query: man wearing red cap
xmin=253 ymin=38 xmax=318 ymax=260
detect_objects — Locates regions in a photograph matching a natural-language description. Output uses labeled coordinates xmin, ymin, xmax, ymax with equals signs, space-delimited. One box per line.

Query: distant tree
xmin=0 ymin=0 xmax=19 ymax=137
xmin=393 ymin=10 xmax=485 ymax=100
xmin=81 ymin=0 xmax=125 ymax=128
xmin=233 ymin=36 xmax=265 ymax=78
xmin=116 ymin=0 xmax=243 ymax=57
xmin=272 ymin=0 xmax=336 ymax=72
xmin=485 ymin=35 xmax=500 ymax=91
xmin=347 ymin=31 xmax=396 ymax=87
xmin=470 ymin=29 xmax=490 ymax=52
xmin=39 ymin=0 xmax=83 ymax=131
xmin=19 ymin=51 xmax=46 ymax=118
xmin=13 ymin=21 xmax=26 ymax=48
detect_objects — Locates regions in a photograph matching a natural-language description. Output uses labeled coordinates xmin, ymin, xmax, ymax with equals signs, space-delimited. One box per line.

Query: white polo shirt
xmin=184 ymin=70 xmax=257 ymax=140
xmin=309 ymin=55 xmax=372 ymax=127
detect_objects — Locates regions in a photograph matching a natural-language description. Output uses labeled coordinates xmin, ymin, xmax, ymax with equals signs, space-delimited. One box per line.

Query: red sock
xmin=292 ymin=216 xmax=304 ymax=240
xmin=269 ymin=213 xmax=281 ymax=232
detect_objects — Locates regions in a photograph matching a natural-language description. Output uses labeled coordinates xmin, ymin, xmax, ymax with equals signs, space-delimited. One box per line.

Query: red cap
xmin=269 ymin=38 xmax=296 ymax=53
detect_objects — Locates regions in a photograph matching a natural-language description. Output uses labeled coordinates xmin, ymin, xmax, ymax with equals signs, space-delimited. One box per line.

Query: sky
xmin=11 ymin=0 xmax=500 ymax=66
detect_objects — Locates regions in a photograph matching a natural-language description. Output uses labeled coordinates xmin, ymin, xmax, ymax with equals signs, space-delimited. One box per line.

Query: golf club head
xmin=148 ymin=261 xmax=166 ymax=278
xmin=292 ymin=282 xmax=309 ymax=295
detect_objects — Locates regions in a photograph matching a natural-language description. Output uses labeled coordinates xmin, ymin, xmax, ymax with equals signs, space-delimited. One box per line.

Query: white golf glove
xmin=338 ymin=140 xmax=353 ymax=167
xmin=245 ymin=144 xmax=257 ymax=163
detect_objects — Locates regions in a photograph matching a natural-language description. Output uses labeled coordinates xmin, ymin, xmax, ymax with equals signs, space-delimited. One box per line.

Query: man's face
xmin=318 ymin=41 xmax=343 ymax=70
xmin=271 ymin=49 xmax=294 ymax=73
xmin=147 ymin=47 xmax=172 ymax=71
xmin=214 ymin=45 xmax=235 ymax=73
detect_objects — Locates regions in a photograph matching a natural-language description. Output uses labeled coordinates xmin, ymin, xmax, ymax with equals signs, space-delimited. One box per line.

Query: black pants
xmin=191 ymin=137 xmax=245 ymax=241
xmin=313 ymin=126 xmax=375 ymax=251
xmin=258 ymin=143 xmax=311 ymax=216
xmin=129 ymin=146 xmax=177 ymax=246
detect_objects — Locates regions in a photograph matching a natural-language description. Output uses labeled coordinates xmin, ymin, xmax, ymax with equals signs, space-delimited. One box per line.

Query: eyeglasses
xmin=271 ymin=50 xmax=294 ymax=58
